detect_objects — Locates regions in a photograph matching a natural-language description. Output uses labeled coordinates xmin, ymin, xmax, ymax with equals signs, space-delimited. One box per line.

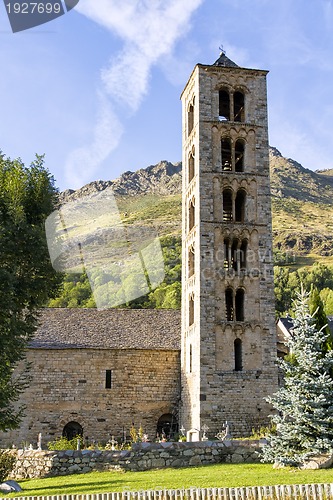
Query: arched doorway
xmin=156 ymin=413 xmax=178 ymax=439
xmin=62 ymin=421 xmax=83 ymax=440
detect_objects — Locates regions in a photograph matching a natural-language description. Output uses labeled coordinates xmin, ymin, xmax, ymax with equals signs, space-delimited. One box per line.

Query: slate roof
xmin=31 ymin=308 xmax=181 ymax=351
xmin=213 ymin=52 xmax=239 ymax=68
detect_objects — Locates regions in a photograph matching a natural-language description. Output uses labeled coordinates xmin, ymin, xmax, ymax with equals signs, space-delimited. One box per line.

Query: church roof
xmin=31 ymin=308 xmax=181 ymax=351
xmin=213 ymin=52 xmax=239 ymax=68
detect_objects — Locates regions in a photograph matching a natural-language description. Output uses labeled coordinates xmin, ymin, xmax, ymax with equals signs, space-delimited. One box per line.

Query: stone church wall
xmin=0 ymin=348 xmax=180 ymax=448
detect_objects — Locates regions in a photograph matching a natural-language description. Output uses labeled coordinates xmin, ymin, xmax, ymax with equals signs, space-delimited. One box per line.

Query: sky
xmin=0 ymin=0 xmax=333 ymax=191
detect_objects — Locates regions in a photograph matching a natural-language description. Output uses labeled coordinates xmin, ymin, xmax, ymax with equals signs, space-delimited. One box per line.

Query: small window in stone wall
xmin=105 ymin=369 xmax=112 ymax=389
xmin=234 ymin=338 xmax=243 ymax=371
xmin=189 ymin=344 xmax=193 ymax=373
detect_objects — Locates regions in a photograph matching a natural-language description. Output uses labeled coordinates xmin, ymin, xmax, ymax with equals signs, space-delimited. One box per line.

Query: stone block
xmin=189 ymin=455 xmax=202 ymax=466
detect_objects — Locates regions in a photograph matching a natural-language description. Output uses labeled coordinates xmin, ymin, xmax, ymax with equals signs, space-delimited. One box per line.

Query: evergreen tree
xmin=309 ymin=285 xmax=332 ymax=351
xmin=262 ymin=288 xmax=333 ymax=466
xmin=0 ymin=153 xmax=61 ymax=431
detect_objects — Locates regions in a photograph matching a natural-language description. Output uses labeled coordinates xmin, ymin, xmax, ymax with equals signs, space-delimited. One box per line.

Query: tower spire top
xmin=213 ymin=48 xmax=238 ymax=67
xmin=219 ymin=44 xmax=226 ymax=56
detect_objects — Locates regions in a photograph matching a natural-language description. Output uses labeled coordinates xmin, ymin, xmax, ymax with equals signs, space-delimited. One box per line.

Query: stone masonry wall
xmin=0 ymin=348 xmax=180 ymax=448
xmin=10 ymin=441 xmax=262 ymax=479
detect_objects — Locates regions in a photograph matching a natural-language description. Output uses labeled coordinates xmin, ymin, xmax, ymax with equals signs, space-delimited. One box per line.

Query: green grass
xmin=2 ymin=463 xmax=333 ymax=498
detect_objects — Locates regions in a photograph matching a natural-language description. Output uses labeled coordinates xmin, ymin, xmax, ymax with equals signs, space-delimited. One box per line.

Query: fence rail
xmin=6 ymin=484 xmax=333 ymax=500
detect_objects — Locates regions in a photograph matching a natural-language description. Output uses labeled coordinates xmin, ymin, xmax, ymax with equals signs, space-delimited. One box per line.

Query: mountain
xmin=58 ymin=148 xmax=333 ymax=265
xmin=269 ymin=147 xmax=333 ymax=204
xmin=60 ymin=161 xmax=182 ymax=204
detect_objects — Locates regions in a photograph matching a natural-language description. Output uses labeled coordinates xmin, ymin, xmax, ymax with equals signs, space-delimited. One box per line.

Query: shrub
xmin=47 ymin=436 xmax=83 ymax=450
xmin=0 ymin=450 xmax=16 ymax=482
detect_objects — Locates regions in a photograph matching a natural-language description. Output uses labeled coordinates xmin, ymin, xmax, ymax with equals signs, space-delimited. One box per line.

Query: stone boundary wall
xmin=10 ymin=440 xmax=262 ymax=479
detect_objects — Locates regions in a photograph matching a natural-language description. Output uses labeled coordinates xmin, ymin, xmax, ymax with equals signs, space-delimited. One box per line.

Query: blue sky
xmin=0 ymin=0 xmax=333 ymax=191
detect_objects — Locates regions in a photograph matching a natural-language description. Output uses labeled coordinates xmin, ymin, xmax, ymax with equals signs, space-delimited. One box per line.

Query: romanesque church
xmin=0 ymin=52 xmax=278 ymax=447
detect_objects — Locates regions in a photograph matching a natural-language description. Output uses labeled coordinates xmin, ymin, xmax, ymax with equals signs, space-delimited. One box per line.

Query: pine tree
xmin=309 ymin=285 xmax=332 ymax=351
xmin=262 ymin=288 xmax=333 ymax=466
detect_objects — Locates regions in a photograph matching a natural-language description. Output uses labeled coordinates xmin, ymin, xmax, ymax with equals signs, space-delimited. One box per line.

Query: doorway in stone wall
xmin=156 ymin=413 xmax=178 ymax=439
xmin=62 ymin=421 xmax=83 ymax=440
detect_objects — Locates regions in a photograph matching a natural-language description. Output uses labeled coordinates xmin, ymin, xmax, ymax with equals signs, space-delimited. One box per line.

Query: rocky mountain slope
xmin=60 ymin=161 xmax=182 ymax=204
xmin=58 ymin=148 xmax=333 ymax=264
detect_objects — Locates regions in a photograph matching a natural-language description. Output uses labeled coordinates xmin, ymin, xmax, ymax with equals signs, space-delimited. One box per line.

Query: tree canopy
xmin=0 ymin=153 xmax=61 ymax=431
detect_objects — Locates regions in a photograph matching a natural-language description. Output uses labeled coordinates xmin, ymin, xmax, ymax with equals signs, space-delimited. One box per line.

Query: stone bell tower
xmin=180 ymin=51 xmax=278 ymax=437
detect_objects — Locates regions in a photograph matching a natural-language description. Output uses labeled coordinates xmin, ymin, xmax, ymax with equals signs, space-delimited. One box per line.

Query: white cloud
xmin=65 ymin=0 xmax=204 ymax=187
xmin=64 ymin=92 xmax=123 ymax=187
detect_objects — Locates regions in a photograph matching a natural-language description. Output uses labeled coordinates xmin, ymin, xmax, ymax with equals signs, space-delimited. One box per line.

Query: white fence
xmin=6 ymin=484 xmax=333 ymax=500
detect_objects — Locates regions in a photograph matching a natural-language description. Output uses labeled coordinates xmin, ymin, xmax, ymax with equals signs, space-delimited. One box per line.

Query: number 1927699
xmin=6 ymin=2 xmax=62 ymax=14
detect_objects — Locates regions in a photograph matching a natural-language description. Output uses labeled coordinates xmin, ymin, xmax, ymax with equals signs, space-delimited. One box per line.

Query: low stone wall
xmin=10 ymin=440 xmax=262 ymax=479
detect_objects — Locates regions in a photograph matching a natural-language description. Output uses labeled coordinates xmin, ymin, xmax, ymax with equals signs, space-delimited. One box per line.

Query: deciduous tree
xmin=0 ymin=153 xmax=61 ymax=431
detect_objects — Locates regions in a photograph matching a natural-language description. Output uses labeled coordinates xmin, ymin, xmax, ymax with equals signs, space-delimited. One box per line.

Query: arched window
xmin=235 ymin=190 xmax=246 ymax=222
xmin=188 ymin=198 xmax=195 ymax=231
xmin=224 ymin=238 xmax=231 ymax=270
xmin=188 ymin=245 xmax=195 ymax=277
xmin=225 ymin=288 xmax=234 ymax=321
xmin=234 ymin=338 xmax=243 ymax=371
xmin=235 ymin=139 xmax=245 ymax=172
xmin=188 ymin=101 xmax=194 ymax=136
xmin=223 ymin=189 xmax=233 ymax=222
xmin=63 ymin=421 xmax=83 ymax=440
xmin=235 ymin=288 xmax=245 ymax=321
xmin=240 ymin=240 xmax=248 ymax=270
xmin=231 ymin=239 xmax=239 ymax=271
xmin=219 ymin=89 xmax=230 ymax=121
xmin=189 ymin=295 xmax=194 ymax=326
xmin=221 ymin=138 xmax=232 ymax=171
xmin=188 ymin=151 xmax=195 ymax=183
xmin=234 ymin=91 xmax=245 ymax=122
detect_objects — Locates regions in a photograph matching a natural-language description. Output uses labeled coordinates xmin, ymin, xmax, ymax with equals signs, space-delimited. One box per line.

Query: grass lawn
xmin=2 ymin=463 xmax=333 ymax=498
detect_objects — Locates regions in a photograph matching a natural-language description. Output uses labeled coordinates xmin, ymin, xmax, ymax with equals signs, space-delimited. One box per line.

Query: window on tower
xmin=222 ymin=189 xmax=233 ymax=221
xmin=188 ymin=245 xmax=195 ymax=277
xmin=221 ymin=138 xmax=232 ymax=171
xmin=188 ymin=98 xmax=194 ymax=136
xmin=189 ymin=295 xmax=195 ymax=326
xmin=234 ymin=338 xmax=243 ymax=371
xmin=225 ymin=288 xmax=234 ymax=321
xmin=234 ymin=91 xmax=245 ymax=122
xmin=189 ymin=344 xmax=193 ymax=373
xmin=240 ymin=240 xmax=248 ymax=270
xmin=188 ymin=198 xmax=195 ymax=231
xmin=224 ymin=239 xmax=248 ymax=271
xmin=235 ymin=139 xmax=245 ymax=172
xmin=219 ymin=89 xmax=230 ymax=121
xmin=235 ymin=288 xmax=245 ymax=321
xmin=188 ymin=151 xmax=195 ymax=183
xmin=235 ymin=189 xmax=246 ymax=222
xmin=224 ymin=238 xmax=231 ymax=269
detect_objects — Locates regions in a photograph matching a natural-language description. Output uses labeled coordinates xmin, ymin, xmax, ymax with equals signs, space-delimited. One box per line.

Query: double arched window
xmin=224 ymin=238 xmax=247 ymax=271
xmin=219 ymin=89 xmax=245 ymax=122
xmin=222 ymin=188 xmax=246 ymax=223
xmin=221 ymin=138 xmax=245 ymax=172
xmin=225 ymin=288 xmax=245 ymax=322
